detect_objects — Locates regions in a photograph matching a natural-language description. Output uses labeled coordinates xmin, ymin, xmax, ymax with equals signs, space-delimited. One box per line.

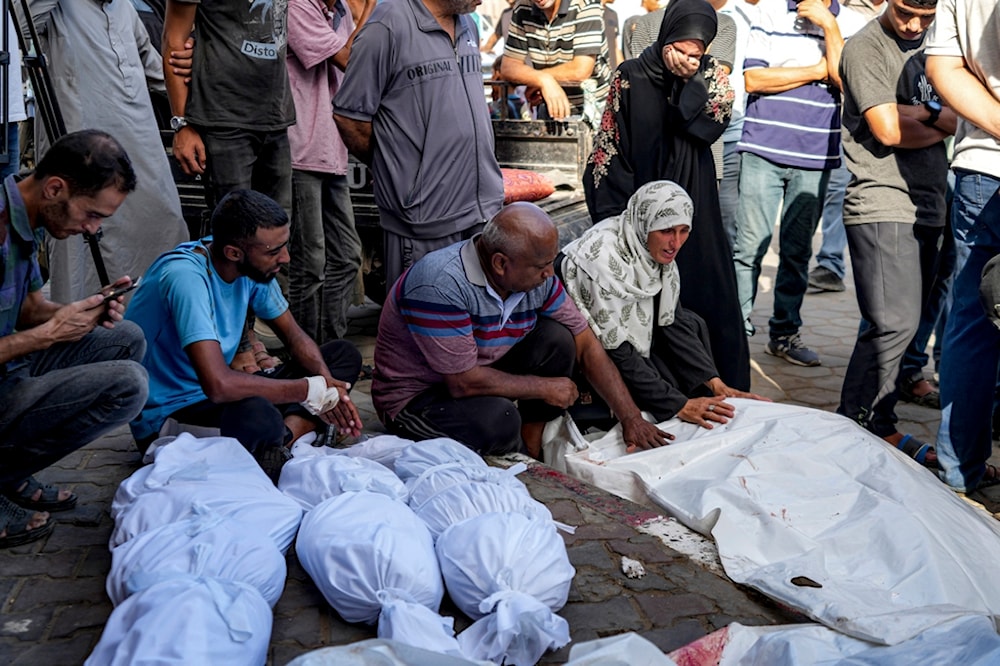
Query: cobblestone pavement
xmin=1 ymin=234 xmax=994 ymax=664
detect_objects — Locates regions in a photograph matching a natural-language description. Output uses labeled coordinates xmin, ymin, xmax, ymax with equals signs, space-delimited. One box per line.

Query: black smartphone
xmin=101 ymin=277 xmax=142 ymax=304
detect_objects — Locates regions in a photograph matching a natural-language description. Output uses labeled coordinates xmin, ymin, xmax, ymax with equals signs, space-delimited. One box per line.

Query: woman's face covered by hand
xmin=661 ymin=39 xmax=705 ymax=79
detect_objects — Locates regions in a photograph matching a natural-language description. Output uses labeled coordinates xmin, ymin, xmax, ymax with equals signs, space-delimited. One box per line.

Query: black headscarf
xmin=638 ymin=0 xmax=718 ymax=82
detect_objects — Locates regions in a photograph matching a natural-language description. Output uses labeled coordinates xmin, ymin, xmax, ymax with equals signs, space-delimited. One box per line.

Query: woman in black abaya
xmin=582 ymin=0 xmax=750 ymax=390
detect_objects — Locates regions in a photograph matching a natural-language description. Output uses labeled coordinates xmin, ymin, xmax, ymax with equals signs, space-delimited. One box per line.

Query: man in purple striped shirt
xmin=372 ymin=203 xmax=672 ymax=457
xmin=731 ymin=0 xmax=865 ymax=367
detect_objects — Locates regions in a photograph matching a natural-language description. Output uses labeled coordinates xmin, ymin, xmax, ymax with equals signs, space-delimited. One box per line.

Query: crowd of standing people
xmin=2 ymin=0 xmax=1000 ymax=551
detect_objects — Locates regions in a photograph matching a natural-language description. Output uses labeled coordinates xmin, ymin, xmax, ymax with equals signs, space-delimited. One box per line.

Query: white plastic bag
xmin=340 ymin=434 xmax=420 ymax=472
xmin=437 ymin=512 xmax=574 ymax=665
xmin=84 ymin=577 xmax=272 ymax=666
xmin=296 ymin=492 xmax=444 ymax=625
xmin=110 ymin=476 xmax=303 ymax=553
xmin=106 ymin=504 xmax=287 ymax=608
xmin=279 ymin=453 xmax=408 ymax=510
xmin=564 ymin=399 xmax=1000 ymax=644
xmin=394 ymin=437 xmax=487 ymax=483
xmin=411 ymin=479 xmax=554 ymax=540
xmin=720 ymin=616 xmax=1000 ymax=665
xmin=285 ymin=638 xmax=493 ymax=666
xmin=405 ymin=461 xmax=531 ymax=510
xmin=566 ymin=632 xmax=679 ymax=665
xmin=112 ymin=433 xmax=277 ymax=519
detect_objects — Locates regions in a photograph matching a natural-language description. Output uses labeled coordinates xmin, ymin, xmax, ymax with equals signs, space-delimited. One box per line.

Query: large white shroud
xmin=561 ymin=400 xmax=1000 ymax=645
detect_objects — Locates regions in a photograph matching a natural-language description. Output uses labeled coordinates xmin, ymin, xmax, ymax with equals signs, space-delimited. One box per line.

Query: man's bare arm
xmin=163 ymin=1 xmax=205 ymax=175
xmin=927 ymin=54 xmax=1000 ymax=142
xmin=266 ymin=309 xmax=363 ymax=436
xmin=574 ymin=328 xmax=673 ymax=451
xmin=334 ymin=114 xmax=374 ymax=165
xmin=186 ymin=339 xmax=310 ymax=404
xmin=745 ymin=60 xmax=828 ymax=95
xmin=444 ymin=364 xmax=580 ymax=408
xmin=332 ymin=0 xmax=377 ymax=70
xmin=1 ymin=292 xmax=108 ymax=365
xmin=865 ymin=103 xmax=952 ymax=149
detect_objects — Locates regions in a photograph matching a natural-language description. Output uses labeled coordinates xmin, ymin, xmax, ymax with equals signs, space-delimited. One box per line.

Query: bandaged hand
xmin=301 ymin=375 xmax=341 ymax=415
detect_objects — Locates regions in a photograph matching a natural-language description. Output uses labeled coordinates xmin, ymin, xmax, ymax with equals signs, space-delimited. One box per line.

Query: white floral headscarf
xmin=562 ymin=181 xmax=693 ymax=357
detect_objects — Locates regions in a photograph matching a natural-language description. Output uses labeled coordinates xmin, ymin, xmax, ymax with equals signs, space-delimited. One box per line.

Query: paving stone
xmin=10 ymin=634 xmax=95 ymax=665
xmin=607 ymin=539 xmax=684 ymax=564
xmin=41 ymin=523 xmax=114 ymax=551
xmin=569 ymin=569 xmax=628 ymax=603
xmin=560 ymin=596 xmax=643 ymax=634
xmin=0 ymin=549 xmax=80 ymax=578
xmin=620 ymin=571 xmax=678 ymax=593
xmin=641 ymin=620 xmax=710 ymax=653
xmin=635 ymin=592 xmax=716 ymax=626
xmin=566 ymin=540 xmax=616 ymax=571
xmin=8 ymin=576 xmax=106 ymax=613
xmin=272 ymin=605 xmax=325 ymax=648
xmin=0 ymin=608 xmax=52 ymax=641
xmin=75 ymin=547 xmax=113 ymax=580
xmin=50 ymin=604 xmax=112 ymax=639
xmin=547 ymin=499 xmax=585 ymax=524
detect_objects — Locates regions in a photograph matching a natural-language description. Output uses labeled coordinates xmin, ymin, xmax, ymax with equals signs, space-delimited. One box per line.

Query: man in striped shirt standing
xmin=500 ymin=0 xmax=611 ymax=123
xmin=731 ymin=0 xmax=865 ymax=367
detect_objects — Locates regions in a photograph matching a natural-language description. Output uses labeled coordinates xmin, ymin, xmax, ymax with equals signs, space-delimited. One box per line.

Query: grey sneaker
xmin=808 ymin=266 xmax=846 ymax=292
xmin=766 ymin=334 xmax=821 ymax=366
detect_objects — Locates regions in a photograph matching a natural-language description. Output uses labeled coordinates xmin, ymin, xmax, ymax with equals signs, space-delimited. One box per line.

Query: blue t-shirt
xmin=125 ymin=239 xmax=288 ymax=440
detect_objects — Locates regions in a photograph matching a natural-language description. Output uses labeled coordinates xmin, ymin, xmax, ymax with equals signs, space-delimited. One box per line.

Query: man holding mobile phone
xmin=0 ymin=130 xmax=149 ymax=549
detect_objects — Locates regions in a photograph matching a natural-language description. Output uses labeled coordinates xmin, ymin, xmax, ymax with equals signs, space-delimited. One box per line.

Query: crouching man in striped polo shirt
xmin=731 ymin=0 xmax=866 ymax=366
xmin=372 ymin=203 xmax=672 ymax=458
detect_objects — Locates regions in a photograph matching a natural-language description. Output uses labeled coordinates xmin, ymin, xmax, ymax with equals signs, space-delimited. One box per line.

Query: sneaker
xmin=808 ymin=266 xmax=846 ymax=292
xmin=766 ymin=334 xmax=821 ymax=366
xmin=254 ymin=444 xmax=292 ymax=485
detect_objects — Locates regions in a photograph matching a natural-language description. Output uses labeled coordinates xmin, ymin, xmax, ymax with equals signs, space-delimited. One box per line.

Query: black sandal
xmin=0 ymin=496 xmax=54 ymax=548
xmin=4 ymin=476 xmax=77 ymax=512
xmin=895 ymin=434 xmax=939 ymax=469
xmin=976 ymin=464 xmax=1000 ymax=491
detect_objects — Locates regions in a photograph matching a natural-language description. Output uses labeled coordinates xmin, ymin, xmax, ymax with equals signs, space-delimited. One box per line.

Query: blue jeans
xmin=814 ymin=159 xmax=850 ymax=279
xmin=0 ymin=322 xmax=148 ymax=488
xmin=200 ymin=127 xmax=292 ymax=217
xmin=719 ymin=141 xmax=742 ymax=248
xmin=289 ymin=171 xmax=363 ymax=341
xmin=936 ymin=169 xmax=1000 ymax=491
xmin=733 ymin=152 xmax=829 ymax=338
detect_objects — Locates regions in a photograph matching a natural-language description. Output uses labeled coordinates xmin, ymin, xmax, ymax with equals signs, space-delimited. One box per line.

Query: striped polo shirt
xmin=372 ymin=238 xmax=588 ymax=419
xmin=503 ymin=0 xmax=611 ymax=114
xmin=737 ymin=0 xmax=866 ymax=170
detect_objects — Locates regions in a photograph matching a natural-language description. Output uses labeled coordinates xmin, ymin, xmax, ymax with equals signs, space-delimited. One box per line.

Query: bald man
xmin=372 ymin=203 xmax=672 ymax=457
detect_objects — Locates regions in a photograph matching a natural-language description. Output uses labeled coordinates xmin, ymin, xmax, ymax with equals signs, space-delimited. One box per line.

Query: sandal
xmin=0 ymin=496 xmax=54 ymax=548
xmin=3 ymin=476 xmax=78 ymax=512
xmin=976 ymin=464 xmax=1000 ymax=491
xmin=899 ymin=379 xmax=941 ymax=409
xmin=895 ymin=434 xmax=940 ymax=469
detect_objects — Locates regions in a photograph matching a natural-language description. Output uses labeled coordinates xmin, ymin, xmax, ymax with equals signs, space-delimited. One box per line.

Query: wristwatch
xmin=922 ymin=99 xmax=942 ymax=127
xmin=170 ymin=115 xmax=189 ymax=132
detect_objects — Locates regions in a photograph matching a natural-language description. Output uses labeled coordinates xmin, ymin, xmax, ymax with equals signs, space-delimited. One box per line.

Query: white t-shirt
xmin=925 ymin=0 xmax=1000 ymax=178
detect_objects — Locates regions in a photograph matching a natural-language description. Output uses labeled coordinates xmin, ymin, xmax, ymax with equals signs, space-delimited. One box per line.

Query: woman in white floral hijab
xmin=561 ymin=181 xmax=766 ymax=428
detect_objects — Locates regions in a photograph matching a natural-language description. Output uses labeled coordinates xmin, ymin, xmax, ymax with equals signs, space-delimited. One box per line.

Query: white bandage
xmin=300 ymin=376 xmax=340 ymax=415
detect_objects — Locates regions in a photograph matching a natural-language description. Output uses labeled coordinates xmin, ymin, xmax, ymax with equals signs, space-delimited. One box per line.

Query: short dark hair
xmin=904 ymin=0 xmax=937 ymax=7
xmin=33 ymin=129 xmax=137 ymax=196
xmin=210 ymin=189 xmax=289 ymax=248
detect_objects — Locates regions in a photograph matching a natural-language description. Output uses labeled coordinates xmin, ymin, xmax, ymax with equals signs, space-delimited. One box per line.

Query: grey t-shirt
xmin=840 ymin=19 xmax=948 ymax=227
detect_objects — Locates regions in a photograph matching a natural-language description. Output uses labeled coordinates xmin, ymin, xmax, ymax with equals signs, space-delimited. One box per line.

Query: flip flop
xmin=896 ymin=434 xmax=939 ymax=469
xmin=975 ymin=464 xmax=1000 ymax=491
xmin=3 ymin=476 xmax=78 ymax=512
xmin=0 ymin=496 xmax=55 ymax=548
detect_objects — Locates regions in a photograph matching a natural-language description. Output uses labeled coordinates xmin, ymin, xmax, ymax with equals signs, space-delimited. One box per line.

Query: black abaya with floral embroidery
xmin=582 ymin=0 xmax=750 ymax=390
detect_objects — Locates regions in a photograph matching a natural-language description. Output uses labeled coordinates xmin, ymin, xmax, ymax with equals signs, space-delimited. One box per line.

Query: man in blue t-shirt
xmin=126 ymin=190 xmax=363 ymax=464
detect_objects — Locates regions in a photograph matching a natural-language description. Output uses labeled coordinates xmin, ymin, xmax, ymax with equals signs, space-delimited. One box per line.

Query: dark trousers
xmin=839 ymin=222 xmax=922 ymax=436
xmin=167 ymin=340 xmax=361 ymax=453
xmin=0 ymin=323 xmax=148 ymax=487
xmin=386 ymin=318 xmax=576 ymax=455
xmin=200 ymin=127 xmax=293 ymax=217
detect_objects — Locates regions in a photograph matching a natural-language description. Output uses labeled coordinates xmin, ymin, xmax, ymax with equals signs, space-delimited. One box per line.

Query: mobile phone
xmin=102 ymin=277 xmax=141 ymax=304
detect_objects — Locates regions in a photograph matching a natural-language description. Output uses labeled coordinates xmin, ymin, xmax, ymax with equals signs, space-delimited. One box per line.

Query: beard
xmin=444 ymin=0 xmax=479 ymax=15
xmin=38 ymin=200 xmax=73 ymax=238
xmin=238 ymin=257 xmax=278 ymax=284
